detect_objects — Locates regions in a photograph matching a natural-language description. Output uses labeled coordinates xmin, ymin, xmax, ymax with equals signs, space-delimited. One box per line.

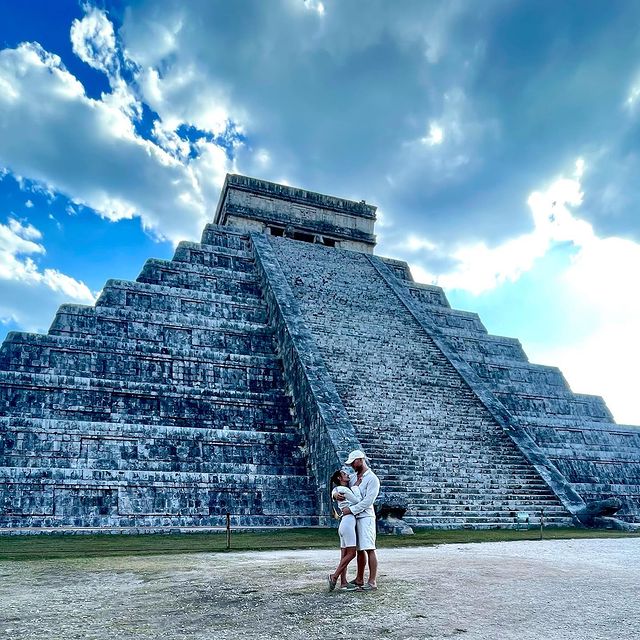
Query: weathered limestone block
xmin=375 ymin=501 xmax=414 ymax=535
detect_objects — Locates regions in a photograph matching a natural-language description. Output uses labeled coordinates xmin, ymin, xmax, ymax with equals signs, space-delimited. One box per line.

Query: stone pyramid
xmin=1 ymin=174 xmax=638 ymax=531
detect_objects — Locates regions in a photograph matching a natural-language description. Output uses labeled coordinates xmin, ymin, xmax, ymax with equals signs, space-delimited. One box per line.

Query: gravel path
xmin=1 ymin=538 xmax=639 ymax=639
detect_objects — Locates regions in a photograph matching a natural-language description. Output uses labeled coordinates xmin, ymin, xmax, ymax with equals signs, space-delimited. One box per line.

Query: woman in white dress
xmin=327 ymin=469 xmax=362 ymax=591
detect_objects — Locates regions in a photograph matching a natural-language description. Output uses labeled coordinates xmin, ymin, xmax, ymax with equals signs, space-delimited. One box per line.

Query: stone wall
xmin=0 ymin=225 xmax=318 ymax=529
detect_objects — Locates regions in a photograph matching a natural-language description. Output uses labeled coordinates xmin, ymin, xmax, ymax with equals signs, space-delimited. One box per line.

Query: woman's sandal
xmin=327 ymin=575 xmax=338 ymax=591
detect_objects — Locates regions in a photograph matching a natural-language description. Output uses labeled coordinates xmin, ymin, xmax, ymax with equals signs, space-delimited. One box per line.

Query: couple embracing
xmin=327 ymin=449 xmax=380 ymax=592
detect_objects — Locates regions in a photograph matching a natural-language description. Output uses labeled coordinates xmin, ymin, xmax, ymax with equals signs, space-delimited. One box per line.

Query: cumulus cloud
xmin=0 ymin=38 xmax=230 ymax=243
xmin=119 ymin=0 xmax=502 ymax=217
xmin=70 ymin=5 xmax=118 ymax=74
xmin=396 ymin=160 xmax=587 ymax=294
xmin=0 ymin=218 xmax=95 ymax=332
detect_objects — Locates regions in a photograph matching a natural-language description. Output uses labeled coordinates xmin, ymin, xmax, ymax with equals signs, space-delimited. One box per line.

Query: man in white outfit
xmin=336 ymin=449 xmax=380 ymax=590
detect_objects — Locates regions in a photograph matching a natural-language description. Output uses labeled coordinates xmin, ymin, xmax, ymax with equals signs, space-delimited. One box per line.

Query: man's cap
xmin=344 ymin=449 xmax=367 ymax=465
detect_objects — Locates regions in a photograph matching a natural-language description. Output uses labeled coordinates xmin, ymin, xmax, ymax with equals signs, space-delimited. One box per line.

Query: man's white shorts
xmin=338 ymin=514 xmax=357 ymax=548
xmin=356 ymin=516 xmax=376 ymax=551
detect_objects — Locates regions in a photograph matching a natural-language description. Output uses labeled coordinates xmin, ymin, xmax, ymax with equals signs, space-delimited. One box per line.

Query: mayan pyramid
xmin=1 ymin=174 xmax=638 ymax=531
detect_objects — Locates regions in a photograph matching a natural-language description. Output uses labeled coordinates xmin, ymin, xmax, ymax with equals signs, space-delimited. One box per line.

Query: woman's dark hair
xmin=329 ymin=470 xmax=344 ymax=520
xmin=330 ymin=470 xmax=343 ymax=488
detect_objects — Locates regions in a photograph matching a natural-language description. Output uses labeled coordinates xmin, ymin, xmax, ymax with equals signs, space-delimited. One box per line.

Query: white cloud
xmin=626 ymin=78 xmax=640 ymax=109
xmin=403 ymin=234 xmax=438 ymax=252
xmin=0 ymin=40 xmax=231 ymax=244
xmin=7 ymin=218 xmax=41 ymax=241
xmin=70 ymin=6 xmax=118 ymax=74
xmin=421 ymin=122 xmax=444 ymax=146
xmin=402 ymin=159 xmax=586 ymax=294
xmin=0 ymin=218 xmax=95 ymax=332
xmin=303 ymin=0 xmax=325 ymax=17
xmin=396 ymin=88 xmax=499 ymax=192
xmin=137 ymin=65 xmax=237 ymax=138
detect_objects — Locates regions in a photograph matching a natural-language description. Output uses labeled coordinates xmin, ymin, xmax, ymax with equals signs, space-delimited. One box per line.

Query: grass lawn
xmin=1 ymin=526 xmax=637 ymax=561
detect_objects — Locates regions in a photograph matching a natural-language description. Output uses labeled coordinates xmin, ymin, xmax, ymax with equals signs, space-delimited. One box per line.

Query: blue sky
xmin=1 ymin=0 xmax=639 ymax=423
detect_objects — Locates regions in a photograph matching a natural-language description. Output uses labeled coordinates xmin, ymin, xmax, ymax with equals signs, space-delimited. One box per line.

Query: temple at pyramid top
xmin=213 ymin=174 xmax=378 ymax=253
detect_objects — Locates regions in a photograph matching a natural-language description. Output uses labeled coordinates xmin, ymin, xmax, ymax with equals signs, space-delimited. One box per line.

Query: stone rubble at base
xmin=0 ymin=174 xmax=638 ymax=531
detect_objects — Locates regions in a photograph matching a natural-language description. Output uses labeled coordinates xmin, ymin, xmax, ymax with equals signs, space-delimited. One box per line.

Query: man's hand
xmin=334 ymin=493 xmax=346 ymax=502
xmin=341 ymin=507 xmax=353 ymax=515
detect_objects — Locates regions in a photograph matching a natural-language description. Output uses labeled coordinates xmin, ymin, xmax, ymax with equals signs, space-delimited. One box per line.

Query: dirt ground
xmin=1 ymin=537 xmax=638 ymax=640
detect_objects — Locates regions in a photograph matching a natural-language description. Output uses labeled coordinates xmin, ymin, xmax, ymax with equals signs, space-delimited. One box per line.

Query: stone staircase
xmin=270 ymin=237 xmax=575 ymax=528
xmin=0 ymin=224 xmax=318 ymax=529
xmin=392 ymin=268 xmax=640 ymax=522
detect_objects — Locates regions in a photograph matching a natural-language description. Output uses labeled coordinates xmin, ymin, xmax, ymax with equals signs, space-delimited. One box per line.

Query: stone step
xmin=538 ymin=448 xmax=640 ymax=463
xmin=360 ymin=440 xmax=533 ymax=454
xmin=0 ymin=370 xmax=291 ymax=403
xmin=491 ymin=381 xmax=604 ymax=403
xmin=389 ymin=496 xmax=563 ymax=509
xmin=365 ymin=450 xmax=533 ymax=463
xmin=413 ymin=305 xmax=487 ymax=334
xmin=0 ymin=332 xmax=281 ymax=368
xmin=0 ymin=514 xmax=322 ymax=529
xmin=0 ymin=416 xmax=303 ymax=438
xmin=99 ymin=276 xmax=264 ymax=307
xmin=399 ymin=282 xmax=450 ymax=307
xmin=381 ymin=482 xmax=556 ymax=495
xmin=0 ymin=455 xmax=308 ymax=476
xmin=200 ymin=224 xmax=251 ymax=251
xmin=436 ymin=331 xmax=529 ymax=362
xmin=137 ymin=258 xmax=260 ymax=294
xmin=96 ymin=279 xmax=265 ymax=321
xmin=49 ymin=302 xmax=270 ymax=336
xmin=373 ymin=459 xmax=545 ymax=472
xmin=173 ymin=242 xmax=255 ymax=271
xmin=0 ymin=374 xmax=294 ymax=427
xmin=469 ymin=360 xmax=567 ymax=388
xmin=522 ymin=416 xmax=639 ymax=433
xmin=47 ymin=307 xmax=277 ymax=353
xmin=405 ymin=516 xmax=574 ymax=529
xmin=377 ymin=472 xmax=550 ymax=485
xmin=496 ymin=392 xmax=613 ymax=421
xmin=374 ymin=465 xmax=541 ymax=476
xmin=36 ymin=325 xmax=277 ymax=357
xmin=406 ymin=505 xmax=569 ymax=517
xmin=572 ymin=482 xmax=640 ymax=493
xmin=482 ymin=379 xmax=573 ymax=400
xmin=177 ymin=238 xmax=253 ymax=260
xmin=0 ymin=465 xmax=317 ymax=489
xmin=1 ymin=340 xmax=286 ymax=391
xmin=369 ymin=456 xmax=535 ymax=468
